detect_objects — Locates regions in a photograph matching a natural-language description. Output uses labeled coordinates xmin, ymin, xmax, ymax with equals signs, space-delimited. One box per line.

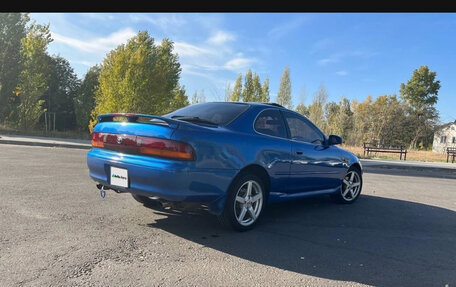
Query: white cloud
xmin=207 ymin=31 xmax=236 ymax=45
xmin=268 ymin=16 xmax=309 ymax=39
xmin=76 ymin=61 xmax=97 ymax=67
xmin=310 ymin=38 xmax=333 ymax=54
xmin=336 ymin=70 xmax=348 ymax=76
xmin=82 ymin=13 xmax=115 ymax=21
xmin=129 ymin=14 xmax=186 ymax=31
xmin=38 ymin=13 xmax=257 ymax=96
xmin=174 ymin=42 xmax=214 ymax=57
xmin=350 ymin=49 xmax=378 ymax=58
xmin=182 ymin=64 xmax=220 ymax=78
xmin=52 ymin=28 xmax=136 ymax=53
xmin=317 ymin=50 xmax=377 ymax=66
xmin=173 ymin=39 xmax=256 ymax=73
xmin=224 ymin=57 xmax=255 ymax=71
xmin=181 ymin=64 xmax=232 ymax=98
xmin=317 ymin=55 xmax=340 ymax=66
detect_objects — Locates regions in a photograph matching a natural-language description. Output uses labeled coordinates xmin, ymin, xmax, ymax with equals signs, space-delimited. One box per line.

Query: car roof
xmin=205 ymin=101 xmax=287 ymax=109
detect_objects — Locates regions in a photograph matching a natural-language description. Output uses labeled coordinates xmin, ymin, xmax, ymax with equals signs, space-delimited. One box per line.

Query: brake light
xmin=137 ymin=136 xmax=195 ymax=160
xmin=91 ymin=132 xmax=104 ymax=148
xmin=90 ymin=132 xmax=195 ymax=161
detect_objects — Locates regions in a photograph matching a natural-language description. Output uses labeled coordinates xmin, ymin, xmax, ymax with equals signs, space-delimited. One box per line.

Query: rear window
xmin=164 ymin=102 xmax=250 ymax=126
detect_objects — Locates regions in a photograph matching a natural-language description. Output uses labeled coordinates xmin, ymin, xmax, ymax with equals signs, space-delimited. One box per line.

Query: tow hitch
xmin=96 ymin=184 xmax=107 ymax=198
xmin=96 ymin=184 xmax=125 ymax=198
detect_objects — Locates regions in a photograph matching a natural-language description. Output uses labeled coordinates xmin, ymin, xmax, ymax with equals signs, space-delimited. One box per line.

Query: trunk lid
xmin=95 ymin=113 xmax=179 ymax=139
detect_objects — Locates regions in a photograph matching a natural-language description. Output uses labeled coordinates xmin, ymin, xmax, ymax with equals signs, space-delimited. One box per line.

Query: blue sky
xmin=31 ymin=13 xmax=456 ymax=123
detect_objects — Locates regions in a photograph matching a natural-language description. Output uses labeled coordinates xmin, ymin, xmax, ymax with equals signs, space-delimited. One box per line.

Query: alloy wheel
xmin=234 ymin=180 xmax=263 ymax=226
xmin=341 ymin=171 xmax=361 ymax=201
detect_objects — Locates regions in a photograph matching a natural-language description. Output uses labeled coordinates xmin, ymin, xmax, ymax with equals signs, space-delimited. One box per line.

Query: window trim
xmin=282 ymin=110 xmax=327 ymax=145
xmin=253 ymin=108 xmax=289 ymax=140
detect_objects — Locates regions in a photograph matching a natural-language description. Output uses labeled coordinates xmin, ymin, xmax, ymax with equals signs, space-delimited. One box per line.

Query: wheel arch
xmin=230 ymin=164 xmax=271 ymax=200
xmin=349 ymin=162 xmax=362 ymax=174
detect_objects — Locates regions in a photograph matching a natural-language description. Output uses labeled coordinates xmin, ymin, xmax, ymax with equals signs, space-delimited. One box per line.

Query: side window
xmin=284 ymin=112 xmax=325 ymax=144
xmin=254 ymin=109 xmax=287 ymax=138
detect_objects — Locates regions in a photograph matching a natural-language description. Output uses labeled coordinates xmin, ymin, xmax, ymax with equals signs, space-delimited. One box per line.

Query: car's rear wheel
xmin=219 ymin=174 xmax=265 ymax=231
xmin=332 ymin=167 xmax=362 ymax=204
xmin=131 ymin=194 xmax=163 ymax=209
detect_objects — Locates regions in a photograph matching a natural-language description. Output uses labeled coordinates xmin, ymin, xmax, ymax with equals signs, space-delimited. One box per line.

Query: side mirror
xmin=328 ymin=135 xmax=343 ymax=146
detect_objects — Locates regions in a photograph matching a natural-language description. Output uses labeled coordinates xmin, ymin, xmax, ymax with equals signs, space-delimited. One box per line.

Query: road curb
xmin=0 ymin=139 xmax=91 ymax=150
xmin=361 ymin=163 xmax=456 ymax=174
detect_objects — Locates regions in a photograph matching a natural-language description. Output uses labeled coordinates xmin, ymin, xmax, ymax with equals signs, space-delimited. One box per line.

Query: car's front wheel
xmin=332 ymin=167 xmax=362 ymax=204
xmin=219 ymin=174 xmax=265 ymax=231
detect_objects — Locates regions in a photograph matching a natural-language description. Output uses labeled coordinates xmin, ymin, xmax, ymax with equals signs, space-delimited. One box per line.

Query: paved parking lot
xmin=1 ymin=145 xmax=455 ymax=286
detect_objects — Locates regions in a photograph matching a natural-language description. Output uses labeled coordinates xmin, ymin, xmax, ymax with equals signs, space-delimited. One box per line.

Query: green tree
xmin=335 ymin=97 xmax=354 ymax=142
xmin=16 ymin=23 xmax=52 ymax=130
xmin=352 ymin=96 xmax=373 ymax=145
xmin=295 ymin=103 xmax=309 ymax=117
xmin=169 ymin=85 xmax=189 ymax=111
xmin=400 ymin=65 xmax=440 ymax=148
xmin=277 ymin=66 xmax=292 ymax=109
xmin=74 ymin=65 xmax=100 ymax=131
xmin=261 ymin=77 xmax=270 ymax=102
xmin=43 ymin=55 xmax=81 ymax=131
xmin=0 ymin=13 xmax=30 ymax=121
xmin=308 ymin=83 xmax=328 ymax=132
xmin=251 ymin=73 xmax=262 ymax=102
xmin=242 ymin=69 xmax=253 ymax=102
xmin=227 ymin=73 xmax=242 ymax=102
xmin=369 ymin=95 xmax=412 ymax=146
xmin=90 ymin=32 xmax=184 ymax=130
xmin=324 ymin=101 xmax=340 ymax=135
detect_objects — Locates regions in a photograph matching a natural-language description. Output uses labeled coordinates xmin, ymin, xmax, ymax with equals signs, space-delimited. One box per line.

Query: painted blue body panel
xmin=87 ymin=103 xmax=361 ymax=215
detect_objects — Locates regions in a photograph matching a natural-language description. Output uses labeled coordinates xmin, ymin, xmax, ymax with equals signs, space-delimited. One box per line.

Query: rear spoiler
xmin=97 ymin=113 xmax=179 ymax=128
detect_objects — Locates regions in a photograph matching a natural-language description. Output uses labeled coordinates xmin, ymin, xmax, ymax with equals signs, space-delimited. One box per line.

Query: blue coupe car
xmin=87 ymin=102 xmax=363 ymax=231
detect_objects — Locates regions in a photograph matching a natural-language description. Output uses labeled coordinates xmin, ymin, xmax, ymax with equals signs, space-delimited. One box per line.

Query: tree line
xmin=309 ymin=65 xmax=441 ymax=149
xmin=0 ymin=13 xmax=188 ymax=133
xmin=0 ymin=13 xmax=442 ymax=149
xmin=223 ymin=63 xmax=440 ymax=149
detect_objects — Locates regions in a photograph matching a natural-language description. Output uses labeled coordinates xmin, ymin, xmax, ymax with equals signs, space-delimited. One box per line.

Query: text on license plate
xmin=110 ymin=166 xmax=128 ymax=188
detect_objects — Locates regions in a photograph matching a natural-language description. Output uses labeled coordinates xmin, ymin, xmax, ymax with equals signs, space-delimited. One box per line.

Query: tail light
xmin=91 ymin=132 xmax=104 ymax=148
xmin=91 ymin=132 xmax=195 ymax=161
xmin=138 ymin=136 xmax=195 ymax=160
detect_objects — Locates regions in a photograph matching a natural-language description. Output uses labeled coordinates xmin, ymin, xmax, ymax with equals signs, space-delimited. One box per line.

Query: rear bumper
xmin=87 ymin=148 xmax=238 ymax=215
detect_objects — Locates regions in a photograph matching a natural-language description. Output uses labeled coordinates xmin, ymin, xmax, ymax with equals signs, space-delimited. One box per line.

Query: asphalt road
xmin=1 ymin=145 xmax=455 ymax=287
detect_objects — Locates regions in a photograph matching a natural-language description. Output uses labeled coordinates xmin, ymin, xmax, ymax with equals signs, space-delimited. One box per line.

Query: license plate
xmin=110 ymin=166 xmax=129 ymax=188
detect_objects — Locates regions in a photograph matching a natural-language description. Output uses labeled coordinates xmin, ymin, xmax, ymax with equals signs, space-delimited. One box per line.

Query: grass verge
xmin=341 ymin=145 xmax=449 ymax=163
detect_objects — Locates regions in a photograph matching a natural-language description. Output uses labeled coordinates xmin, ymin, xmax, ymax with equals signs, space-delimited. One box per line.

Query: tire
xmin=219 ymin=174 xmax=266 ymax=231
xmin=331 ymin=166 xmax=363 ymax=204
xmin=131 ymin=194 xmax=163 ymax=209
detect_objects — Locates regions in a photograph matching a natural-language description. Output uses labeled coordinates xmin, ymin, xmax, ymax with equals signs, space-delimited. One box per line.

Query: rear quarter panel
xmin=170 ymin=105 xmax=292 ymax=194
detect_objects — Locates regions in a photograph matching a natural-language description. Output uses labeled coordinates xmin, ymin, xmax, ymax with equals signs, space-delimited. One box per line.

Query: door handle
xmin=296 ymin=151 xmax=303 ymax=155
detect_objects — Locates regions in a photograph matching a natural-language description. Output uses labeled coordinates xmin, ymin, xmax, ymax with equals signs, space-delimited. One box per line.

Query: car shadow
xmin=145 ymin=195 xmax=456 ymax=286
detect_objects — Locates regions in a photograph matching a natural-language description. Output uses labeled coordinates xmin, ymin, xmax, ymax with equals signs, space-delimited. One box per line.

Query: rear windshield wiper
xmin=171 ymin=116 xmax=218 ymax=126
